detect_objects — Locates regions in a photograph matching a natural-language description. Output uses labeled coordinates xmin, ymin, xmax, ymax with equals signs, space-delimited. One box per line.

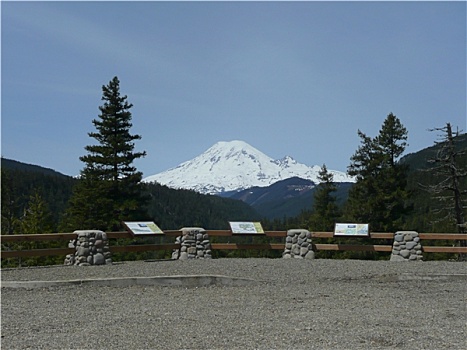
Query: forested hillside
xmin=1 ymin=131 xmax=465 ymax=235
xmin=1 ymin=158 xmax=259 ymax=234
xmin=401 ymin=132 xmax=467 ymax=171
xmin=271 ymin=131 xmax=467 ymax=234
xmin=403 ymin=132 xmax=467 ymax=232
xmin=1 ymin=158 xmax=77 ymax=232
xmin=143 ymin=182 xmax=260 ymax=229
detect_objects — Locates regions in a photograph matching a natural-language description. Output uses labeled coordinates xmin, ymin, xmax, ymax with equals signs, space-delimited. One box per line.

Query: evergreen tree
xmin=345 ymin=113 xmax=410 ymax=232
xmin=1 ymin=169 xmax=21 ymax=234
xmin=308 ymin=164 xmax=340 ymax=231
xmin=61 ymin=77 xmax=148 ymax=231
xmin=20 ymin=192 xmax=53 ymax=234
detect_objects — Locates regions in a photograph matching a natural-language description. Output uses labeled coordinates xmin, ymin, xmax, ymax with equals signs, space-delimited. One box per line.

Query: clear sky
xmin=2 ymin=1 xmax=466 ymax=177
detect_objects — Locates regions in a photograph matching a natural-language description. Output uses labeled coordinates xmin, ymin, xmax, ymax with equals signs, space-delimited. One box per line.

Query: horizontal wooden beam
xmin=1 ymin=245 xmax=180 ymax=259
xmin=311 ymin=232 xmax=334 ymax=238
xmin=2 ymin=231 xmax=465 ymax=242
xmin=107 ymin=231 xmax=182 ymax=238
xmin=314 ymin=244 xmax=393 ymax=252
xmin=0 ymin=231 xmax=181 ymax=241
xmin=3 ymin=244 xmax=467 ymax=260
xmin=422 ymin=246 xmax=467 ymax=253
xmin=110 ymin=244 xmax=180 ymax=253
xmin=205 ymin=230 xmax=288 ymax=237
xmin=211 ymin=243 xmax=285 ymax=250
xmin=1 ymin=248 xmax=74 ymax=258
xmin=1 ymin=233 xmax=77 ymax=242
xmin=419 ymin=233 xmax=467 ymax=240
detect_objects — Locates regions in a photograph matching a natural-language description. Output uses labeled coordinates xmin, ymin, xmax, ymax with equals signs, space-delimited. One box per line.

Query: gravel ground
xmin=1 ymin=259 xmax=466 ymax=349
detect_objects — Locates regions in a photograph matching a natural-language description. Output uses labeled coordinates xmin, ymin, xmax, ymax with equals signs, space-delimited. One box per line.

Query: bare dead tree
xmin=421 ymin=123 xmax=466 ymax=259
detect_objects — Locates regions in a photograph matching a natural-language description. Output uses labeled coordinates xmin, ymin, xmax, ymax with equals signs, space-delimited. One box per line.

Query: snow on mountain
xmin=143 ymin=140 xmax=354 ymax=195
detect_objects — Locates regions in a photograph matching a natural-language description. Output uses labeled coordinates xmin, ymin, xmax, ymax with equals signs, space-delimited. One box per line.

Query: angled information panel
xmin=123 ymin=221 xmax=164 ymax=235
xmin=229 ymin=221 xmax=264 ymax=234
xmin=334 ymin=223 xmax=369 ymax=237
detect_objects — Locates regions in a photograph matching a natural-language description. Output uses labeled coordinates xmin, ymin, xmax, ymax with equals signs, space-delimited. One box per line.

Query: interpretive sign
xmin=229 ymin=221 xmax=264 ymax=234
xmin=334 ymin=223 xmax=369 ymax=237
xmin=123 ymin=221 xmax=164 ymax=235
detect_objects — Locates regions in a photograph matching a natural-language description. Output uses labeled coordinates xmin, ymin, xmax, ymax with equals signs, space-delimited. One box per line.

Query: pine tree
xmin=20 ymin=192 xmax=53 ymax=234
xmin=1 ymin=169 xmax=21 ymax=234
xmin=346 ymin=113 xmax=410 ymax=232
xmin=309 ymin=164 xmax=340 ymax=231
xmin=61 ymin=77 xmax=148 ymax=231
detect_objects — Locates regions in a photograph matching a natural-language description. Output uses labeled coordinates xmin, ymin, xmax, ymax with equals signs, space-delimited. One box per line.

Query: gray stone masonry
xmin=172 ymin=227 xmax=212 ymax=260
xmin=64 ymin=230 xmax=112 ymax=266
xmin=390 ymin=231 xmax=423 ymax=261
xmin=282 ymin=229 xmax=315 ymax=259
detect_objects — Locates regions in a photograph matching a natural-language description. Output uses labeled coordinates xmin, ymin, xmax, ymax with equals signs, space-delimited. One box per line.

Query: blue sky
xmin=2 ymin=1 xmax=466 ymax=177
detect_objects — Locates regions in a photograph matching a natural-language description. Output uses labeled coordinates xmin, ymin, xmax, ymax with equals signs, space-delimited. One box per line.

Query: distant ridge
xmin=228 ymin=177 xmax=353 ymax=219
xmin=143 ymin=140 xmax=354 ymax=194
xmin=1 ymin=158 xmax=70 ymax=178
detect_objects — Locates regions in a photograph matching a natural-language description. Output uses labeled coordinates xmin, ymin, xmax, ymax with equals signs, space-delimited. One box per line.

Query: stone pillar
xmin=390 ymin=231 xmax=423 ymax=261
xmin=64 ymin=230 xmax=112 ymax=266
xmin=172 ymin=227 xmax=212 ymax=260
xmin=283 ymin=229 xmax=315 ymax=259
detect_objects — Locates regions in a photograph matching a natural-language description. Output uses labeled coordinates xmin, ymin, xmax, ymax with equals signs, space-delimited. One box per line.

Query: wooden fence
xmin=1 ymin=230 xmax=466 ymax=260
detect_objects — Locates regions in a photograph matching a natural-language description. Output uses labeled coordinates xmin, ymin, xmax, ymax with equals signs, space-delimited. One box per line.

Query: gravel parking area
xmin=2 ymin=259 xmax=466 ymax=349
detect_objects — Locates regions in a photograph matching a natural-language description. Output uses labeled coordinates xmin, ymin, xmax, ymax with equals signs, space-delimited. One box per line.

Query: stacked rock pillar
xmin=390 ymin=231 xmax=423 ymax=261
xmin=64 ymin=230 xmax=112 ymax=266
xmin=283 ymin=229 xmax=315 ymax=259
xmin=172 ymin=227 xmax=212 ymax=260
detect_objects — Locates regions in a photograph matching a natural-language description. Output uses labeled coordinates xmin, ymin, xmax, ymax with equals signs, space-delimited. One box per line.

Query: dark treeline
xmin=0 ymin=161 xmax=259 ymax=234
xmin=1 ymin=160 xmax=77 ymax=234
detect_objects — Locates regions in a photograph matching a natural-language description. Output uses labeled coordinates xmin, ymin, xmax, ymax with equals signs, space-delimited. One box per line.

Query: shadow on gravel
xmin=378 ymin=273 xmax=467 ymax=282
xmin=1 ymin=275 xmax=261 ymax=289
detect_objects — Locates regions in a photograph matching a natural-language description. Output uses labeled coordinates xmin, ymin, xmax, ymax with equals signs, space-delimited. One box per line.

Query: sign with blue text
xmin=229 ymin=221 xmax=264 ymax=234
xmin=123 ymin=221 xmax=164 ymax=235
xmin=334 ymin=223 xmax=369 ymax=237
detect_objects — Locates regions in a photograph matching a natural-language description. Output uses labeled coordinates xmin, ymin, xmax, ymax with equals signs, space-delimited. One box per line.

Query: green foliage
xmin=61 ymin=77 xmax=148 ymax=231
xmin=143 ymin=182 xmax=259 ymax=229
xmin=345 ymin=113 xmax=411 ymax=232
xmin=1 ymin=191 xmax=62 ymax=268
xmin=20 ymin=192 xmax=54 ymax=234
xmin=1 ymin=163 xmax=76 ymax=234
xmin=307 ymin=164 xmax=341 ymax=231
xmin=1 ymin=169 xmax=21 ymax=235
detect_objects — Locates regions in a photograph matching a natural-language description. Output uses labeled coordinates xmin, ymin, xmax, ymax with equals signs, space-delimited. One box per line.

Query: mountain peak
xmin=208 ymin=140 xmax=266 ymax=161
xmin=274 ymin=155 xmax=297 ymax=167
xmin=143 ymin=140 xmax=354 ymax=194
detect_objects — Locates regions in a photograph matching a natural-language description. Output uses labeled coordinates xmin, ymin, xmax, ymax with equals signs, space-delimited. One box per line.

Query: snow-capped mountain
xmin=143 ymin=140 xmax=354 ymax=195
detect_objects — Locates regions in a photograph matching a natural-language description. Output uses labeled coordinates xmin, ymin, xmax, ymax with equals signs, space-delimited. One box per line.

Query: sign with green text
xmin=229 ymin=221 xmax=264 ymax=234
xmin=123 ymin=221 xmax=164 ymax=235
xmin=334 ymin=223 xmax=369 ymax=237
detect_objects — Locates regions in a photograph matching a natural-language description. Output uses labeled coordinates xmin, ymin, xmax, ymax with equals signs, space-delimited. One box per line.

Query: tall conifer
xmin=346 ymin=113 xmax=410 ymax=232
xmin=62 ymin=77 xmax=147 ymax=231
xmin=309 ymin=164 xmax=340 ymax=231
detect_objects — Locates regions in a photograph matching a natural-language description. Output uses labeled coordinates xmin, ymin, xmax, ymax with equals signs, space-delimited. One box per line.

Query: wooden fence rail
xmin=1 ymin=230 xmax=466 ymax=260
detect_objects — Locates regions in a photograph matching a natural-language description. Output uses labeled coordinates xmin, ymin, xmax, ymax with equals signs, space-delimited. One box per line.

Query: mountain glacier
xmin=143 ymin=140 xmax=354 ymax=195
